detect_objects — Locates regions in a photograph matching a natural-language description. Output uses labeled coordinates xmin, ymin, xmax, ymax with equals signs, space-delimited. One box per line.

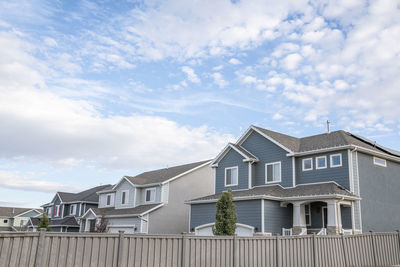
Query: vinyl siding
xmin=296 ymin=150 xmax=350 ymax=190
xmin=114 ymin=180 xmax=135 ymax=209
xmin=135 ymin=186 xmax=162 ymax=206
xmin=264 ymin=200 xmax=292 ymax=235
xmin=190 ymin=200 xmax=262 ymax=232
xmin=99 ymin=192 xmax=116 ymax=208
xmin=241 ymin=131 xmax=293 ymax=188
xmin=215 ymin=149 xmax=249 ymax=193
xmin=358 ymin=152 xmax=400 ymax=232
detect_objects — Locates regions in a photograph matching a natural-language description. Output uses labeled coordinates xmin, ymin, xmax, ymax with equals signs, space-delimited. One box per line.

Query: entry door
xmin=322 ymin=207 xmax=328 ymax=228
xmin=89 ymin=220 xmax=96 ymax=232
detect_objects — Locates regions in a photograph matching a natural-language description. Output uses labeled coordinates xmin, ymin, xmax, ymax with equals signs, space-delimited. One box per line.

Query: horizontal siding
xmin=114 ymin=180 xmax=135 ymax=209
xmin=264 ymin=200 xmax=292 ymax=235
xmin=241 ymin=131 xmax=293 ymax=187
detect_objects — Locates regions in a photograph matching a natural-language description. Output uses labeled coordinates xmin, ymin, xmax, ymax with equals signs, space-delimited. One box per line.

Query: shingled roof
xmin=125 ymin=160 xmax=211 ymax=185
xmin=57 ymin=184 xmax=112 ymax=203
xmin=90 ymin=204 xmax=162 ymax=217
xmin=188 ymin=182 xmax=358 ymax=203
xmin=0 ymin=207 xmax=38 ymax=218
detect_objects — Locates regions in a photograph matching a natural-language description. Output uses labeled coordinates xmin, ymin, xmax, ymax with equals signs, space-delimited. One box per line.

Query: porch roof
xmin=187 ymin=182 xmax=358 ymax=204
xmin=89 ymin=203 xmax=162 ymax=218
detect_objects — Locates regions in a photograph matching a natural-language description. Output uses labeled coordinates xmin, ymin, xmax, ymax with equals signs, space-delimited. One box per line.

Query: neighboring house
xmin=0 ymin=207 xmax=42 ymax=232
xmin=80 ymin=160 xmax=213 ymax=234
xmin=34 ymin=185 xmax=111 ymax=232
xmin=187 ymin=125 xmax=400 ymax=236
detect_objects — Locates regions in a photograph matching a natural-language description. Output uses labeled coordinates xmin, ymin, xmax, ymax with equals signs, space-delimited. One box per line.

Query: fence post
xmin=341 ymin=234 xmax=348 ymax=267
xmin=397 ymin=230 xmax=400 ymax=258
xmin=276 ymin=235 xmax=281 ymax=267
xmin=233 ymin=235 xmax=239 ymax=267
xmin=370 ymin=231 xmax=377 ymax=266
xmin=117 ymin=230 xmax=125 ymax=267
xmin=181 ymin=233 xmax=188 ymax=267
xmin=312 ymin=233 xmax=317 ymax=267
xmin=34 ymin=228 xmax=47 ymax=267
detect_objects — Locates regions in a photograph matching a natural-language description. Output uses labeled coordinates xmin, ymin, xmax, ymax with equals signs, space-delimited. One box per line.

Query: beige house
xmin=0 ymin=207 xmax=42 ymax=232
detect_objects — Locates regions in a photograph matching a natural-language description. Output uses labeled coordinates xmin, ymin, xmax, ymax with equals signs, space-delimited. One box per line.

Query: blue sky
xmin=0 ymin=0 xmax=400 ymax=208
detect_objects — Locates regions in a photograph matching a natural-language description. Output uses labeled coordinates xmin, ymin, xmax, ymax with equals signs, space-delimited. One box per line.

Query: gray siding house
xmin=38 ymin=185 xmax=111 ymax=232
xmin=187 ymin=125 xmax=400 ymax=236
xmin=80 ymin=160 xmax=213 ymax=234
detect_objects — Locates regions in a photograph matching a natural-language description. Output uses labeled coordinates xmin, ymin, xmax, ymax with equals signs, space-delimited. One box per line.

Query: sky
xmin=0 ymin=0 xmax=400 ymax=208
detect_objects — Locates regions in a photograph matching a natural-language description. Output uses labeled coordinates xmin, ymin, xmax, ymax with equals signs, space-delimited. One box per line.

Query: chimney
xmin=326 ymin=120 xmax=330 ymax=134
xmin=12 ymin=208 xmax=15 ymax=214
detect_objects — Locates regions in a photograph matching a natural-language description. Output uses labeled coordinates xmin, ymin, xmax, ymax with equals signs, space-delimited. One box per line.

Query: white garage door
xmin=108 ymin=226 xmax=135 ymax=234
xmin=195 ymin=223 xmax=254 ymax=237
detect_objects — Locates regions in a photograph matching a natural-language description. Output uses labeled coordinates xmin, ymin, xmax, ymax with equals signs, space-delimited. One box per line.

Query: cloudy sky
xmin=0 ymin=0 xmax=400 ymax=208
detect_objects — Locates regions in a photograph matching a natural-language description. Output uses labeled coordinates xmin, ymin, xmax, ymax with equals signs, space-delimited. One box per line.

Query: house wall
xmin=50 ymin=196 xmax=62 ymax=219
xmin=264 ymin=201 xmax=292 ymax=235
xmin=114 ymin=180 xmax=135 ymax=209
xmin=148 ymin=165 xmax=214 ymax=234
xmin=241 ymin=131 xmax=293 ymax=188
xmin=106 ymin=217 xmax=142 ymax=233
xmin=99 ymin=192 xmax=116 ymax=208
xmin=215 ymin=149 xmax=249 ymax=193
xmin=190 ymin=200 xmax=262 ymax=233
xmin=357 ymin=152 xmax=400 ymax=232
xmin=0 ymin=217 xmax=11 ymax=227
xmin=296 ymin=150 xmax=350 ymax=190
xmin=135 ymin=186 xmax=162 ymax=206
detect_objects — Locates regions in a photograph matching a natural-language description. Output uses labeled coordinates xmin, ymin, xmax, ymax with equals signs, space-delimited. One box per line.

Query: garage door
xmin=108 ymin=226 xmax=135 ymax=234
xmin=195 ymin=223 xmax=254 ymax=237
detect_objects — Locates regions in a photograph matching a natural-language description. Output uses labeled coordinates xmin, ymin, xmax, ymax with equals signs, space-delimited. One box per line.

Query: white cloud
xmin=181 ymin=66 xmax=201 ymax=83
xmin=211 ymin=72 xmax=228 ymax=88
xmin=273 ymin=113 xmax=284 ymax=120
xmin=281 ymin=53 xmax=303 ymax=70
xmin=229 ymin=58 xmax=242 ymax=65
xmin=213 ymin=65 xmax=223 ymax=71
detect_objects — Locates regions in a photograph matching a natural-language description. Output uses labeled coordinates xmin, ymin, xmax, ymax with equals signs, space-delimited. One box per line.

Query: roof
xmin=188 ymin=182 xmax=357 ymax=203
xmin=29 ymin=216 xmax=79 ymax=227
xmin=57 ymin=184 xmax=112 ymax=203
xmin=90 ymin=204 xmax=161 ymax=217
xmin=125 ymin=160 xmax=211 ymax=185
xmin=0 ymin=207 xmax=40 ymax=218
xmin=251 ymin=126 xmax=400 ymax=157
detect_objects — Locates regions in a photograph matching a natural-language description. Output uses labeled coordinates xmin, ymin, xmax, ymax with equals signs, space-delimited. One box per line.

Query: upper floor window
xmin=70 ymin=205 xmax=76 ymax=215
xmin=265 ymin=162 xmax=281 ymax=183
xmin=330 ymin=154 xmax=342 ymax=168
xmin=47 ymin=208 xmax=52 ymax=217
xmin=3 ymin=219 xmax=8 ymax=223
xmin=121 ymin=190 xmax=129 ymax=205
xmin=225 ymin=167 xmax=238 ymax=186
xmin=373 ymin=157 xmax=387 ymax=167
xmin=305 ymin=204 xmax=311 ymax=226
xmin=316 ymin=156 xmax=327 ymax=169
xmin=54 ymin=205 xmax=61 ymax=217
xmin=302 ymin=158 xmax=313 ymax=171
xmin=106 ymin=194 xmax=112 ymax=206
xmin=145 ymin=188 xmax=156 ymax=202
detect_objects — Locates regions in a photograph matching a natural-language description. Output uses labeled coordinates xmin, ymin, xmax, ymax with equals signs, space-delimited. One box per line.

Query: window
xmin=47 ymin=208 xmax=52 ymax=217
xmin=302 ymin=158 xmax=313 ymax=171
xmin=265 ymin=162 xmax=281 ymax=183
xmin=330 ymin=154 xmax=342 ymax=167
xmin=54 ymin=205 xmax=60 ymax=217
xmin=145 ymin=188 xmax=156 ymax=202
xmin=106 ymin=194 xmax=112 ymax=206
xmin=20 ymin=220 xmax=25 ymax=226
xmin=224 ymin=167 xmax=238 ymax=186
xmin=3 ymin=219 xmax=8 ymax=224
xmin=70 ymin=205 xmax=76 ymax=215
xmin=121 ymin=190 xmax=129 ymax=205
xmin=316 ymin=156 xmax=327 ymax=169
xmin=305 ymin=204 xmax=311 ymax=226
xmin=373 ymin=157 xmax=387 ymax=167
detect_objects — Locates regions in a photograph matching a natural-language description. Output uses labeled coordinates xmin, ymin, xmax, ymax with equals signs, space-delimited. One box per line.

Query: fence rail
xmin=1 ymin=230 xmax=399 ymax=267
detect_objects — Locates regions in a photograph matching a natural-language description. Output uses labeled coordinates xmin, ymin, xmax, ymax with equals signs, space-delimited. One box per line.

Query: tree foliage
xmin=37 ymin=213 xmax=51 ymax=231
xmin=213 ymin=189 xmax=237 ymax=235
xmin=95 ymin=217 xmax=108 ymax=233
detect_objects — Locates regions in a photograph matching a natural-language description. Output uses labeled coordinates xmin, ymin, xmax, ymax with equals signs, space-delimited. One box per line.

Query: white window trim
xmin=121 ymin=190 xmax=129 ymax=205
xmin=224 ymin=166 xmax=239 ymax=187
xmin=316 ymin=156 xmax=327 ymax=170
xmin=373 ymin=157 xmax=387 ymax=167
xmin=70 ymin=204 xmax=76 ymax=215
xmin=55 ymin=205 xmax=60 ymax=217
xmin=305 ymin=204 xmax=311 ymax=226
xmin=265 ymin=161 xmax=282 ymax=184
xmin=302 ymin=158 xmax=313 ymax=171
xmin=105 ymin=194 xmax=113 ymax=207
xmin=145 ymin=188 xmax=156 ymax=203
xmin=330 ymin=153 xmax=342 ymax=168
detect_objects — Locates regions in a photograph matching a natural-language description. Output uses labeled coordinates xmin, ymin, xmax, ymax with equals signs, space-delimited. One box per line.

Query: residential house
xmin=36 ymin=184 xmax=111 ymax=232
xmin=0 ymin=207 xmax=42 ymax=232
xmin=80 ymin=160 xmax=213 ymax=234
xmin=187 ymin=125 xmax=400 ymax=236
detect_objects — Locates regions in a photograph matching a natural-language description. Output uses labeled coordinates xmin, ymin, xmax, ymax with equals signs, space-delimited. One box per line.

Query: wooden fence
xmin=1 ymin=230 xmax=399 ymax=267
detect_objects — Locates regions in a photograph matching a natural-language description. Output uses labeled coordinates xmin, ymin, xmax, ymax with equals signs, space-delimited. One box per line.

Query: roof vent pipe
xmin=326 ymin=120 xmax=330 ymax=134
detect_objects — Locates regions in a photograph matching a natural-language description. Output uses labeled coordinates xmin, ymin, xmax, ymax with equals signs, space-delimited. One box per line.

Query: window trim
xmin=305 ymin=204 xmax=311 ymax=226
xmin=145 ymin=187 xmax=156 ymax=203
xmin=54 ymin=205 xmax=60 ymax=217
xmin=121 ymin=190 xmax=129 ymax=205
xmin=373 ymin=157 xmax=387 ymax=167
xmin=316 ymin=156 xmax=327 ymax=170
xmin=69 ymin=204 xmax=76 ymax=215
xmin=330 ymin=153 xmax=342 ymax=168
xmin=105 ymin=194 xmax=113 ymax=207
xmin=302 ymin=158 xmax=313 ymax=171
xmin=224 ymin=166 xmax=239 ymax=187
xmin=265 ymin=161 xmax=282 ymax=184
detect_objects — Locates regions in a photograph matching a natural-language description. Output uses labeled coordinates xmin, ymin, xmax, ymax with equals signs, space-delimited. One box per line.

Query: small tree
xmin=95 ymin=217 xmax=108 ymax=233
xmin=37 ymin=213 xmax=51 ymax=232
xmin=213 ymin=189 xmax=237 ymax=235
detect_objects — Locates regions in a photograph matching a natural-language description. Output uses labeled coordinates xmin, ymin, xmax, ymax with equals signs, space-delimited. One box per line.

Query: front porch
xmin=282 ymin=199 xmax=355 ymax=235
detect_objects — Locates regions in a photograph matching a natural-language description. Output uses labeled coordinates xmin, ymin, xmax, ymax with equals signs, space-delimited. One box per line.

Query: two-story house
xmin=187 ymin=125 xmax=400 ymax=236
xmin=80 ymin=160 xmax=213 ymax=234
xmin=36 ymin=184 xmax=111 ymax=232
xmin=0 ymin=207 xmax=42 ymax=232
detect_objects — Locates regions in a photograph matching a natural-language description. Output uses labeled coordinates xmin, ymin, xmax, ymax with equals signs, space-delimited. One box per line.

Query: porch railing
xmin=282 ymin=228 xmax=292 ymax=236
xmin=299 ymin=228 xmax=307 ymax=235
xmin=317 ymin=228 xmax=327 ymax=235
xmin=342 ymin=229 xmax=353 ymax=235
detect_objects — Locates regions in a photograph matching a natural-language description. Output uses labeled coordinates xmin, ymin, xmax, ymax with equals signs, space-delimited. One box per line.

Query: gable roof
xmin=125 ymin=160 xmax=211 ymax=186
xmin=210 ymin=143 xmax=259 ymax=167
xmin=87 ymin=203 xmax=163 ymax=218
xmin=57 ymin=184 xmax=112 ymax=203
xmin=0 ymin=207 xmax=39 ymax=218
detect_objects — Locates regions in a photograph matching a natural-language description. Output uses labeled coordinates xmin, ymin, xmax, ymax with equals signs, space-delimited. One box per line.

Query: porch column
xmin=84 ymin=219 xmax=90 ymax=232
xmin=292 ymin=202 xmax=306 ymax=235
xmin=327 ymin=200 xmax=339 ymax=235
